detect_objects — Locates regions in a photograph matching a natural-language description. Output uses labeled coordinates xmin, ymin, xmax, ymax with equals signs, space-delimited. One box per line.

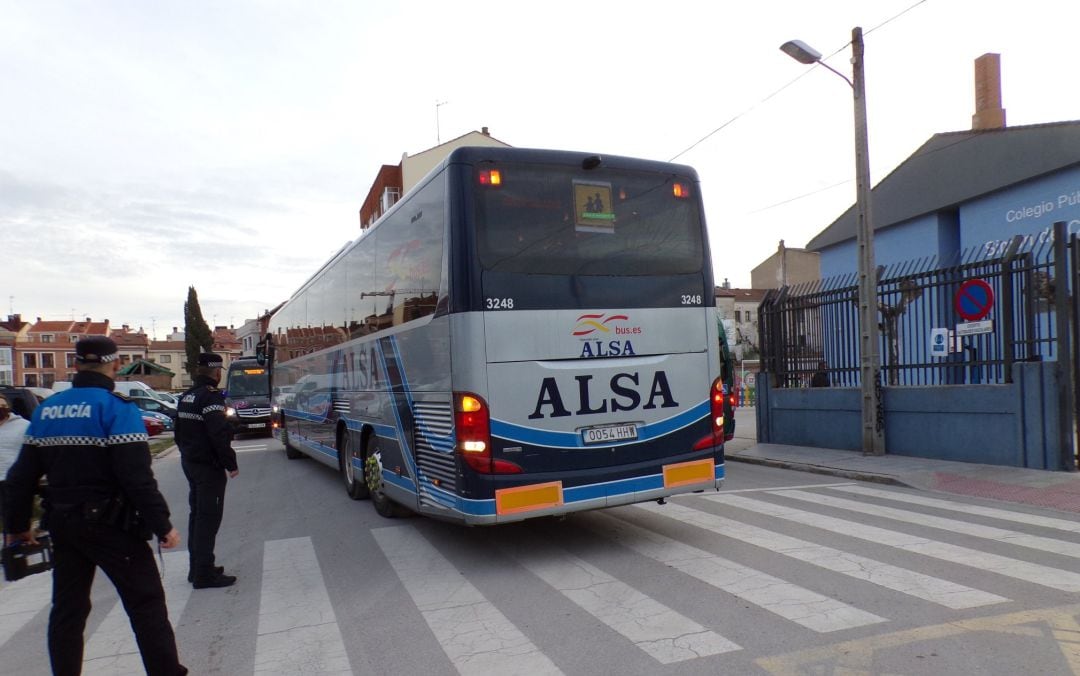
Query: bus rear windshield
xmin=474 ymin=164 xmax=704 ymax=277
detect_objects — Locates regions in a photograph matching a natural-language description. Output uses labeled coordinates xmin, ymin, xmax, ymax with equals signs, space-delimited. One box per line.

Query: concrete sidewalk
xmin=725 ymin=407 xmax=1080 ymax=514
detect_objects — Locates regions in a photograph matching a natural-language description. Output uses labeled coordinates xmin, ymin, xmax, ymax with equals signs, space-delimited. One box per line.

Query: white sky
xmin=3 ymin=0 xmax=1079 ymax=338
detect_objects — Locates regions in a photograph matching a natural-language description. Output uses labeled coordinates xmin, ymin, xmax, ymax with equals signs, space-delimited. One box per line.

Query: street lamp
xmin=781 ymin=28 xmax=885 ymax=455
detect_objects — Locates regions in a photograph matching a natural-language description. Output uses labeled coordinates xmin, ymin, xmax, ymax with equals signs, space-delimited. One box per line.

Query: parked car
xmin=25 ymin=386 xmax=55 ymax=403
xmin=0 ymin=386 xmax=41 ymax=420
xmin=152 ymin=391 xmax=179 ymax=407
xmin=140 ymin=409 xmax=174 ymax=432
xmin=142 ymin=415 xmax=165 ymax=437
xmin=131 ymin=397 xmax=177 ymax=421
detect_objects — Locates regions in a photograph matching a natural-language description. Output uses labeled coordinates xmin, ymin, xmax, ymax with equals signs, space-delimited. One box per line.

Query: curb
xmin=153 ymin=444 xmax=178 ymax=460
xmin=725 ymin=453 xmax=912 ymax=488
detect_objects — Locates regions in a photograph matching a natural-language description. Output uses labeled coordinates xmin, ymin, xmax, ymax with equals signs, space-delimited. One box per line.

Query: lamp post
xmin=781 ymin=27 xmax=885 ymax=455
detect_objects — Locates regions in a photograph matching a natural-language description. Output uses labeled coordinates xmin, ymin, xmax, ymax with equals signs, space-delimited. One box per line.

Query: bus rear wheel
xmin=363 ymin=440 xmax=408 ymax=518
xmin=340 ymin=430 xmax=369 ymax=500
xmin=282 ymin=422 xmax=303 ymax=460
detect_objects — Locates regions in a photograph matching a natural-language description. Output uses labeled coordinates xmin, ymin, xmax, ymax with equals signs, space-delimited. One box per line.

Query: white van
xmin=114 ymin=380 xmax=172 ymax=406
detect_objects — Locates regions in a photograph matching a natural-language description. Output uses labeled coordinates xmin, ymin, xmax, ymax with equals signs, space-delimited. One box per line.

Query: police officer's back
xmin=175 ymin=352 xmax=238 ymax=588
xmin=3 ymin=335 xmax=186 ymax=675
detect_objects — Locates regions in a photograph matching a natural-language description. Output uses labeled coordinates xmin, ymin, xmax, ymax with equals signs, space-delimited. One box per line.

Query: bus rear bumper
xmin=448 ymin=459 xmax=725 ymax=526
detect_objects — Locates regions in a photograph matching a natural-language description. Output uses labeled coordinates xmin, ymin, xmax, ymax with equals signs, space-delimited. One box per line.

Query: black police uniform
xmin=174 ymin=355 xmax=238 ymax=587
xmin=2 ymin=336 xmax=186 ymax=676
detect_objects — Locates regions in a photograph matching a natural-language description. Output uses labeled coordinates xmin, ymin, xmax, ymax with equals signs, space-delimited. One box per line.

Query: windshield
xmin=227 ymin=370 xmax=269 ymax=398
xmin=475 ymin=163 xmax=704 ymax=276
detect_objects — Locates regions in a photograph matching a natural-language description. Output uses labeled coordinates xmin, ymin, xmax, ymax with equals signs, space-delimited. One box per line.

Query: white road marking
xmin=772 ymin=489 xmax=1080 ymax=560
xmin=504 ymin=537 xmax=740 ymax=664
xmin=0 ymin=571 xmax=52 ymax=651
xmin=829 ymin=484 xmax=1080 ymax=534
xmin=709 ymin=494 xmax=1080 ymax=593
xmin=255 ymin=537 xmax=352 ymax=675
xmin=637 ymin=501 xmax=1007 ymax=609
xmin=584 ymin=512 xmax=885 ymax=632
xmin=83 ymin=551 xmax=191 ymax=674
xmin=718 ymin=481 xmax=856 ymax=494
xmin=372 ymin=526 xmax=563 ymax=676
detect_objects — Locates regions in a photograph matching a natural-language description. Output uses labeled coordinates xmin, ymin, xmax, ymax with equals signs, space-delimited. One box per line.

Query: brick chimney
xmin=972 ymin=53 xmax=1006 ymax=130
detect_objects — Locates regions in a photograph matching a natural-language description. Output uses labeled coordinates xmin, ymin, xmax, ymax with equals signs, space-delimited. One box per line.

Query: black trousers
xmin=180 ymin=460 xmax=227 ymax=575
xmin=47 ymin=510 xmax=186 ymax=676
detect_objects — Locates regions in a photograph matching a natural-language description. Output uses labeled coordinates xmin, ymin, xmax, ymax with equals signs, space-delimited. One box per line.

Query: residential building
xmin=110 ymin=325 xmax=150 ymax=365
xmin=714 ymin=284 xmax=766 ymax=360
xmin=236 ymin=304 xmax=283 ymax=357
xmin=211 ymin=326 xmax=243 ymax=368
xmin=751 ymin=240 xmax=820 ymax=289
xmin=16 ymin=317 xmax=109 ymax=387
xmin=0 ymin=315 xmax=29 ymax=386
xmin=148 ymin=339 xmax=189 ymax=390
xmin=359 ymin=127 xmax=511 ymax=229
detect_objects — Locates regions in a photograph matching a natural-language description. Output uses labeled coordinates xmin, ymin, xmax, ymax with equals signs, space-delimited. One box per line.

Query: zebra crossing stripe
xmin=829 ymin=485 xmax=1080 ymax=534
xmin=372 ymin=526 xmax=564 ymax=676
xmin=82 ymin=551 xmax=191 ymax=674
xmin=0 ymin=570 xmax=52 ymax=651
xmin=638 ymin=501 xmax=1007 ymax=609
xmin=710 ymin=494 xmax=1080 ymax=593
xmin=503 ymin=536 xmax=741 ymax=663
xmin=584 ymin=512 xmax=885 ymax=632
xmin=771 ymin=489 xmax=1080 ymax=560
xmin=256 ymin=537 xmax=352 ymax=675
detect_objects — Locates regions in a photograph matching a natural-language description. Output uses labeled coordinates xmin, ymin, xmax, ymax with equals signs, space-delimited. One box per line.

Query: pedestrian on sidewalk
xmin=811 ymin=360 xmax=830 ymax=388
xmin=3 ymin=335 xmax=187 ymax=676
xmin=0 ymin=393 xmax=31 ymax=518
xmin=175 ymin=352 xmax=238 ymax=589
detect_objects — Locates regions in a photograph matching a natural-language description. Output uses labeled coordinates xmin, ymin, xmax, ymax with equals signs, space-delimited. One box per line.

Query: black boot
xmin=192 ymin=568 xmax=236 ymax=589
xmin=188 ymin=565 xmax=224 ymax=583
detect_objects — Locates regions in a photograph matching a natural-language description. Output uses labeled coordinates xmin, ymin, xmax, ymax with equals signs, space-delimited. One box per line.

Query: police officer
xmin=3 ymin=335 xmax=187 ymax=676
xmin=175 ymin=352 xmax=238 ymax=588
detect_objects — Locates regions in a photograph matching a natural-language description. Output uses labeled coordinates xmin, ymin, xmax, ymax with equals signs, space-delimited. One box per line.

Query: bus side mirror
xmin=256 ymin=334 xmax=274 ymax=367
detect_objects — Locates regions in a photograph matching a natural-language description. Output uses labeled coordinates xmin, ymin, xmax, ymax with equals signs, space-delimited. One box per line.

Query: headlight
xmin=271 ymin=404 xmax=280 ymax=414
xmin=225 ymin=407 xmax=237 ymax=418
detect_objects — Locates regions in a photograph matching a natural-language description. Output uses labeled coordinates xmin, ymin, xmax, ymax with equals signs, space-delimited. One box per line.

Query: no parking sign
xmin=955 ymin=279 xmax=994 ymax=321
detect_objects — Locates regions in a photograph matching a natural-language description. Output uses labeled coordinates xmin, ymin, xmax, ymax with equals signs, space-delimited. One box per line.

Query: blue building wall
xmin=755 ymin=362 xmax=1067 ymax=469
xmin=816 ymin=167 xmax=1080 ymax=278
xmin=963 ymin=165 xmax=1080 ymax=258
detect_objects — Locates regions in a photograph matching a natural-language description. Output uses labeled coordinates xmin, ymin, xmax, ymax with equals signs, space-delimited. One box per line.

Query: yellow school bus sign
xmin=573 ymin=181 xmax=615 ymax=233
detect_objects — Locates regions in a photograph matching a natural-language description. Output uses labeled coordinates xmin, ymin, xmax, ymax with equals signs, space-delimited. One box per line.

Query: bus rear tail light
xmin=454 ymin=392 xmax=521 ymax=474
xmin=693 ymin=377 xmax=725 ymax=450
xmin=478 ymin=169 xmax=502 ymax=186
xmin=672 ymin=182 xmax=691 ymax=198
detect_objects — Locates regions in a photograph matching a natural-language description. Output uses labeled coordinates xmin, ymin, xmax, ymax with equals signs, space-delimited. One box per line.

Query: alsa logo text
xmin=572 ymin=313 xmax=642 ymax=358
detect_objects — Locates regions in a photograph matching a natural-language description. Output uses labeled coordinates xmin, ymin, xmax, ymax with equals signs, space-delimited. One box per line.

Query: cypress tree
xmin=184 ymin=286 xmax=214 ymax=376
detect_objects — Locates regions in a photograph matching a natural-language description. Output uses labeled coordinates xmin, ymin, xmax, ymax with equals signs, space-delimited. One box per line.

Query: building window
xmin=0 ymin=372 xmax=11 ymax=386
xmin=160 ymin=354 xmax=172 ymax=364
xmin=41 ymin=334 xmax=54 ymax=343
xmin=66 ymin=353 xmax=77 ymax=368
xmin=42 ymin=373 xmax=55 ymax=387
xmin=23 ymin=353 xmax=37 ymax=368
xmin=70 ymin=335 xmax=79 ymax=342
xmin=0 ymin=350 xmax=10 ymax=366
xmin=24 ymin=374 xmax=38 ymax=387
xmin=41 ymin=353 xmax=55 ymax=369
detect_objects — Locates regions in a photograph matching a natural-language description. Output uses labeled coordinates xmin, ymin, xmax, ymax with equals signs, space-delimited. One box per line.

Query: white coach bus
xmin=263 ymin=146 xmax=725 ymax=524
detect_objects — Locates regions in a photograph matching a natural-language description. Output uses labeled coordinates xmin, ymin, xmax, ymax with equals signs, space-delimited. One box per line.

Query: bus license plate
xmin=582 ymin=424 xmax=638 ymax=445
xmin=248 ymin=423 xmax=266 ymax=429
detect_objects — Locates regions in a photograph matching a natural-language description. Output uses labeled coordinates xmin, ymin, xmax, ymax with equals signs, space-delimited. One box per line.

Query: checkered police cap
xmin=76 ymin=335 xmax=120 ymax=364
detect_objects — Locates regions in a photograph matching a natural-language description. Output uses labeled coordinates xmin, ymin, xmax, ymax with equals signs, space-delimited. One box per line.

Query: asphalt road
xmin=2 ymin=435 xmax=1080 ymax=675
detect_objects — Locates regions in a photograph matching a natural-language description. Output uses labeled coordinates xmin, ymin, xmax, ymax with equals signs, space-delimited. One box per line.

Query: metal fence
xmin=759 ymin=227 xmax=1068 ymax=389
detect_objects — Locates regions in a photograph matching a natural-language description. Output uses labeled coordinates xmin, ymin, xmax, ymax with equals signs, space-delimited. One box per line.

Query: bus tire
xmin=282 ymin=424 xmax=303 ymax=460
xmin=339 ymin=429 xmax=369 ymax=500
xmin=363 ymin=439 xmax=408 ymax=518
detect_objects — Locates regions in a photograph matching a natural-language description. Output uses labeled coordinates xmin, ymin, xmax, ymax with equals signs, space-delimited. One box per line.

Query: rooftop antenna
xmin=435 ymin=100 xmax=449 ymax=143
